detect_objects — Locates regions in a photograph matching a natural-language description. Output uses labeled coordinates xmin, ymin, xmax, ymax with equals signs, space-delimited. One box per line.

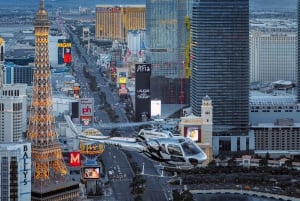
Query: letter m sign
xmin=69 ymin=152 xmax=81 ymax=167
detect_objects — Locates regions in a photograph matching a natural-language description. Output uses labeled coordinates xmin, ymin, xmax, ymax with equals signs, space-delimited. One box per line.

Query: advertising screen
xmin=63 ymin=47 xmax=72 ymax=64
xmin=135 ymin=64 xmax=151 ymax=121
xmin=151 ymin=99 xmax=161 ymax=117
xmin=57 ymin=39 xmax=72 ymax=64
xmin=69 ymin=152 xmax=81 ymax=167
xmin=79 ymin=98 xmax=94 ymax=116
xmin=83 ymin=167 xmax=100 ymax=179
xmin=80 ymin=116 xmax=92 ymax=126
xmin=184 ymin=127 xmax=201 ymax=142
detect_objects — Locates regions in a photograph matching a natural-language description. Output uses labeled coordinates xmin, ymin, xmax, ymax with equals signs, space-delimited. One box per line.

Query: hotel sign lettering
xmin=23 ymin=145 xmax=29 ymax=185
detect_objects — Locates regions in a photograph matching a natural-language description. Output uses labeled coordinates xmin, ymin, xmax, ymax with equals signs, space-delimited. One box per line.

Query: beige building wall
xmin=95 ymin=5 xmax=145 ymax=41
xmin=178 ymin=96 xmax=213 ymax=163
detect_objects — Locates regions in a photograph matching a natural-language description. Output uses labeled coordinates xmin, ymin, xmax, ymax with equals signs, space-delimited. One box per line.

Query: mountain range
xmin=0 ymin=0 xmax=297 ymax=10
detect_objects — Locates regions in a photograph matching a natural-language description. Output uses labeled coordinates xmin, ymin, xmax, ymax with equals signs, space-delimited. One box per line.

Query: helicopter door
xmin=167 ymin=144 xmax=185 ymax=162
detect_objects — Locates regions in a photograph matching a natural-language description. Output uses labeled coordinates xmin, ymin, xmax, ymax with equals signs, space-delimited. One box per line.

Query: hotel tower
xmin=190 ymin=0 xmax=249 ymax=141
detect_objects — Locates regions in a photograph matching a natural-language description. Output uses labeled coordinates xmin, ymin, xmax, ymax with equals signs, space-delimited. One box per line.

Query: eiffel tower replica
xmin=27 ymin=1 xmax=80 ymax=200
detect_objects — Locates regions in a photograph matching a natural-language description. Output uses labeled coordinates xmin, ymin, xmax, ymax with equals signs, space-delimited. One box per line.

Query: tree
xmin=130 ymin=175 xmax=146 ymax=194
xmin=173 ymin=190 xmax=193 ymax=201
xmin=134 ymin=195 xmax=143 ymax=201
xmin=207 ymin=160 xmax=216 ymax=168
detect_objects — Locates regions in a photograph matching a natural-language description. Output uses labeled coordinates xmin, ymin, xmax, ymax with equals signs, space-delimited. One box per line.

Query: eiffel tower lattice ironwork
xmin=27 ymin=0 xmax=68 ymax=183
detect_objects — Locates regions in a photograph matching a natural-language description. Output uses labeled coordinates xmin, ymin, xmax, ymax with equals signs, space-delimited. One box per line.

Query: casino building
xmin=0 ymin=143 xmax=31 ymax=200
xmin=95 ymin=5 xmax=145 ymax=41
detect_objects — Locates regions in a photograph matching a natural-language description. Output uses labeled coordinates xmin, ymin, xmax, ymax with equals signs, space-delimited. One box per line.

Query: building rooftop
xmin=250 ymin=91 xmax=296 ymax=106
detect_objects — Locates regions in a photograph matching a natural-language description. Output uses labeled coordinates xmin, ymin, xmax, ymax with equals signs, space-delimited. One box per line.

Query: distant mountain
xmin=0 ymin=0 xmax=297 ymax=10
xmin=0 ymin=0 xmax=146 ymax=9
xmin=250 ymin=0 xmax=297 ymax=10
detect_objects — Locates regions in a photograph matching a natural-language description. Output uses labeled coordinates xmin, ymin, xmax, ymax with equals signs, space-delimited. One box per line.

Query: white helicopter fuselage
xmin=142 ymin=137 xmax=207 ymax=168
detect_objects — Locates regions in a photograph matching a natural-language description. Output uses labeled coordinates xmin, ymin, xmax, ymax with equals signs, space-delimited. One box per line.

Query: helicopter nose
xmin=189 ymin=158 xmax=199 ymax=166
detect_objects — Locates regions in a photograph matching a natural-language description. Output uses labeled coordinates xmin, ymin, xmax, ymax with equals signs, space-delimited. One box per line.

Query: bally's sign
xmin=23 ymin=145 xmax=29 ymax=185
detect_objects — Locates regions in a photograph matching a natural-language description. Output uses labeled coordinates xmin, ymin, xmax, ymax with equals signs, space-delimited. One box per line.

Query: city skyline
xmin=0 ymin=0 xmax=297 ymax=10
xmin=0 ymin=0 xmax=299 ymax=200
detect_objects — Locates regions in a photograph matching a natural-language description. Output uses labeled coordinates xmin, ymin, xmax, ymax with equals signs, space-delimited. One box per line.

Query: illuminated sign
xmin=23 ymin=145 xmax=29 ymax=185
xmin=96 ymin=7 xmax=120 ymax=13
xmin=151 ymin=100 xmax=161 ymax=117
xmin=185 ymin=127 xmax=200 ymax=142
xmin=80 ymin=116 xmax=92 ymax=126
xmin=57 ymin=42 xmax=72 ymax=48
xmin=136 ymin=64 xmax=151 ymax=73
xmin=82 ymin=106 xmax=91 ymax=115
xmin=63 ymin=47 xmax=72 ymax=63
xmin=80 ymin=143 xmax=105 ymax=154
xmin=58 ymin=39 xmax=72 ymax=64
xmin=107 ymin=7 xmax=120 ymax=13
xmin=118 ymin=84 xmax=128 ymax=95
xmin=80 ymin=98 xmax=94 ymax=117
xmin=69 ymin=152 xmax=81 ymax=167
xmin=119 ymin=77 xmax=127 ymax=84
xmin=83 ymin=167 xmax=100 ymax=179
xmin=135 ymin=63 xmax=151 ymax=121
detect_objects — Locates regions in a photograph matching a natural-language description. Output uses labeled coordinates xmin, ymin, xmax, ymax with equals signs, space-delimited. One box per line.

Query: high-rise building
xmin=250 ymin=32 xmax=297 ymax=83
xmin=27 ymin=1 xmax=80 ymax=200
xmin=298 ymin=0 xmax=300 ymax=102
xmin=0 ymin=84 xmax=28 ymax=142
xmin=0 ymin=143 xmax=32 ymax=200
xmin=4 ymin=63 xmax=34 ymax=86
xmin=0 ymin=35 xmax=32 ymax=201
xmin=145 ymin=0 xmax=189 ymax=78
xmin=0 ymin=37 xmax=4 ymax=87
xmin=95 ymin=5 xmax=145 ymax=41
xmin=190 ymin=0 xmax=249 ymax=136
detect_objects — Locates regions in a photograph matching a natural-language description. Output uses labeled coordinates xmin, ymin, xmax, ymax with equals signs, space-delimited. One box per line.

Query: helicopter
xmin=77 ymin=131 xmax=207 ymax=170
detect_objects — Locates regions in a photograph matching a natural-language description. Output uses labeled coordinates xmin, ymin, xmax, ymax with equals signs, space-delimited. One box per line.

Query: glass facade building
xmin=190 ymin=0 xmax=249 ymax=136
xmin=4 ymin=64 xmax=34 ymax=86
xmin=298 ymin=0 xmax=300 ymax=102
xmin=145 ymin=0 xmax=189 ymax=78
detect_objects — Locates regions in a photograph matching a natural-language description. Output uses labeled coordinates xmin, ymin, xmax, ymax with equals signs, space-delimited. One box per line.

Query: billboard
xmin=79 ymin=142 xmax=105 ymax=155
xmin=83 ymin=167 xmax=100 ymax=179
xmin=0 ymin=38 xmax=3 ymax=62
xmin=119 ymin=84 xmax=128 ymax=96
xmin=57 ymin=39 xmax=72 ymax=64
xmin=184 ymin=127 xmax=201 ymax=142
xmin=119 ymin=77 xmax=127 ymax=84
xmin=151 ymin=99 xmax=161 ymax=117
xmin=73 ymin=84 xmax=80 ymax=99
xmin=135 ymin=64 xmax=151 ymax=121
xmin=70 ymin=102 xmax=79 ymax=119
xmin=80 ymin=116 xmax=92 ymax=126
xmin=80 ymin=98 xmax=94 ymax=125
xmin=80 ymin=98 xmax=94 ymax=116
xmin=63 ymin=47 xmax=72 ymax=64
xmin=69 ymin=152 xmax=81 ymax=167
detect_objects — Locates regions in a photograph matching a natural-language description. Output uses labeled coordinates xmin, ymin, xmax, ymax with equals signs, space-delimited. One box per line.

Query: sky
xmin=0 ymin=0 xmax=297 ymax=10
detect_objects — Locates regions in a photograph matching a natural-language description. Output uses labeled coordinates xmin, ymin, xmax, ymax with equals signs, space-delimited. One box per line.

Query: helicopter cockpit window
xmin=167 ymin=144 xmax=183 ymax=156
xmin=160 ymin=144 xmax=167 ymax=153
xmin=181 ymin=141 xmax=201 ymax=156
xmin=148 ymin=140 xmax=160 ymax=150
